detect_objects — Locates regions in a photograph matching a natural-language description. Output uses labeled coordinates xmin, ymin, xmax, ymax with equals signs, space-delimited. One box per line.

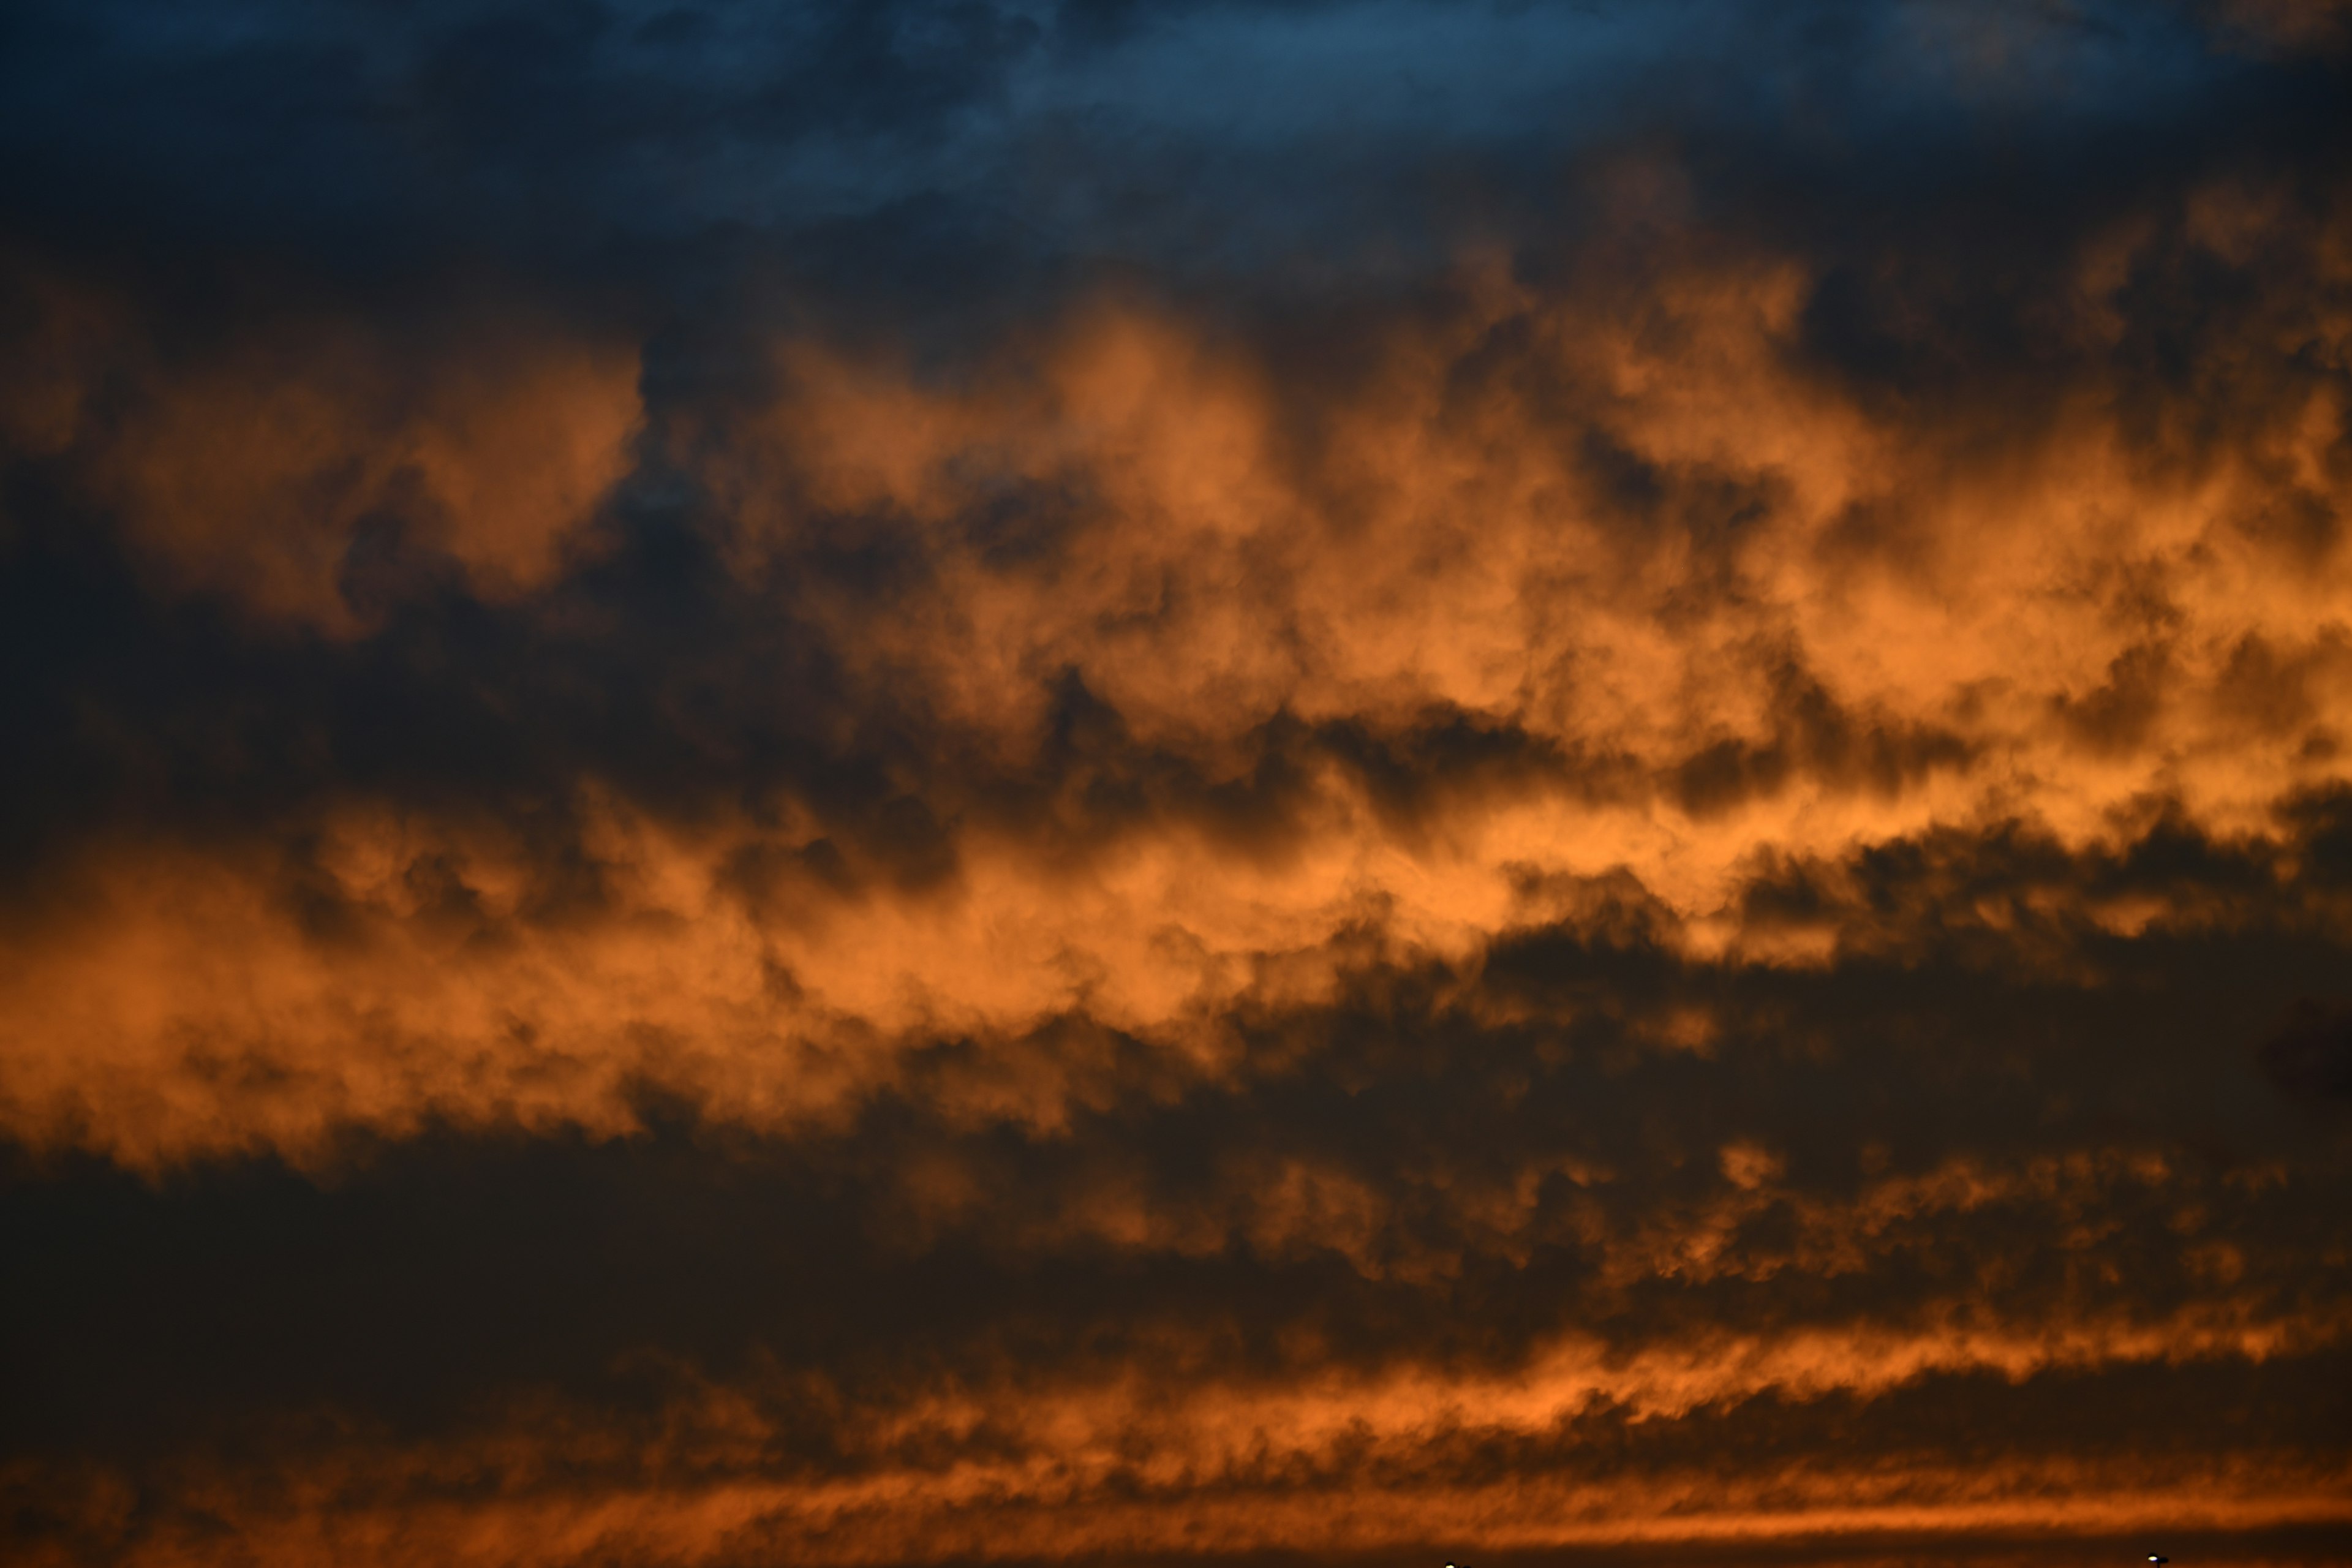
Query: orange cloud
xmin=12 ymin=1338 xmax=2350 ymax=1568
xmin=12 ymin=181 xmax=2346 ymax=1166
xmin=1 ymin=265 xmax=641 ymax=628
xmin=706 ymin=194 xmax=2351 ymax=844
xmin=7 ymin=17 xmax=2351 ymax=1568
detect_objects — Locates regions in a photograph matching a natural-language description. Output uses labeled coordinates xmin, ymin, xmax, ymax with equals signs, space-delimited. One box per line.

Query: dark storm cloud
xmin=2258 ymin=997 xmax=2352 ymax=1101
xmin=0 ymin=0 xmax=2316 ymax=291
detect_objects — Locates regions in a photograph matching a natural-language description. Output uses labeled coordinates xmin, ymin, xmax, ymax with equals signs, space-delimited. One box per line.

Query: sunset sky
xmin=4 ymin=3 xmax=2352 ymax=1566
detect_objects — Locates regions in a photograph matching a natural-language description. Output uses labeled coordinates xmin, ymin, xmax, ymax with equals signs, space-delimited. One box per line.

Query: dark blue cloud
xmin=0 ymin=0 xmax=2309 ymax=292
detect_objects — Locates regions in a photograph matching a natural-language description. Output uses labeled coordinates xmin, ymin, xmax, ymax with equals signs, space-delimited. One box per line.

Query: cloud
xmin=2 ymin=266 xmax=643 ymax=628
xmin=4 ymin=3 xmax=2351 ymax=1566
xmin=8 ymin=183 xmax=2352 ymax=1164
xmin=2258 ymin=997 xmax=2352 ymax=1101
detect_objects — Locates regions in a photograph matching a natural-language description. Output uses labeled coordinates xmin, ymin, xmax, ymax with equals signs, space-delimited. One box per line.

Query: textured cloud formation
xmin=3 ymin=2 xmax=2351 ymax=1566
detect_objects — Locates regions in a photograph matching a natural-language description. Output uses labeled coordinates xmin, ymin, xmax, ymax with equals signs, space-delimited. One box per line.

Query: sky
xmin=3 ymin=2 xmax=2351 ymax=1566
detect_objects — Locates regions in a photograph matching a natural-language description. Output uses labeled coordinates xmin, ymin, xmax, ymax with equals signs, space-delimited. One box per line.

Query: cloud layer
xmin=4 ymin=3 xmax=2351 ymax=1565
